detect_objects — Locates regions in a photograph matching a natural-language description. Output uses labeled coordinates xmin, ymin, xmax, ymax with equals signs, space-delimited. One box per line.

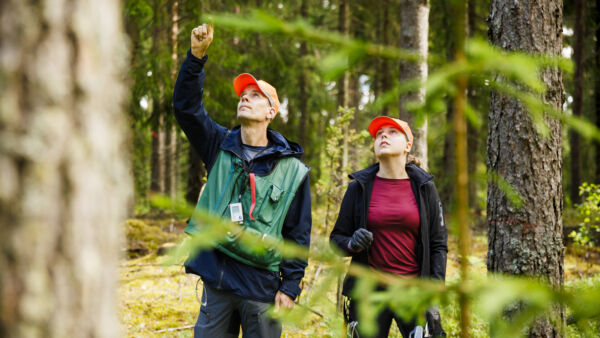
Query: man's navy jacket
xmin=173 ymin=50 xmax=312 ymax=302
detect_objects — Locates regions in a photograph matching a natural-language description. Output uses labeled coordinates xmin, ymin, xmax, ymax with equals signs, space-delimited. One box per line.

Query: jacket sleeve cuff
xmin=346 ymin=240 xmax=353 ymax=252
xmin=186 ymin=49 xmax=208 ymax=70
xmin=346 ymin=239 xmax=362 ymax=253
xmin=279 ymin=278 xmax=302 ymax=300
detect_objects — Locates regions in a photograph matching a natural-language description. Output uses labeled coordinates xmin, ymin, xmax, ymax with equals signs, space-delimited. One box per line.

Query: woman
xmin=329 ymin=116 xmax=448 ymax=337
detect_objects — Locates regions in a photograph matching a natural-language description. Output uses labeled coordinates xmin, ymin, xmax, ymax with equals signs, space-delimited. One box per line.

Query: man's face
xmin=373 ymin=125 xmax=412 ymax=159
xmin=237 ymin=84 xmax=275 ymax=123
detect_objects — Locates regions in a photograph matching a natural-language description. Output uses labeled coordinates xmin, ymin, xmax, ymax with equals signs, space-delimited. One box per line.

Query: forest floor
xmin=119 ymin=214 xmax=600 ymax=337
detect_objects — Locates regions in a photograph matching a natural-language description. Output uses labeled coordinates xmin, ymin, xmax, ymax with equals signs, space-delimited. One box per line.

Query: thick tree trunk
xmin=398 ymin=0 xmax=430 ymax=170
xmin=570 ymin=0 xmax=585 ymax=203
xmin=487 ymin=0 xmax=565 ymax=336
xmin=0 ymin=0 xmax=129 ymax=337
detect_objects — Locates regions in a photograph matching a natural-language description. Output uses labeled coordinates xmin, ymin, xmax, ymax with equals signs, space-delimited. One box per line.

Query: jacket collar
xmin=220 ymin=125 xmax=304 ymax=160
xmin=349 ymin=162 xmax=433 ymax=186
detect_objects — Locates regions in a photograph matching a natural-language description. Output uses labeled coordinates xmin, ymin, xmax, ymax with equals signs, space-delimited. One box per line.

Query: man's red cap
xmin=233 ymin=73 xmax=280 ymax=114
xmin=368 ymin=116 xmax=413 ymax=145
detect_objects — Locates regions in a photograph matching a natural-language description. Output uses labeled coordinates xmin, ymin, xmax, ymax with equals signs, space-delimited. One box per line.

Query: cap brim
xmin=233 ymin=73 xmax=260 ymax=97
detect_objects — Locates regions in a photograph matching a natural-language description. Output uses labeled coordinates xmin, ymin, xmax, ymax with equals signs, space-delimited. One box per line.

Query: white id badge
xmin=229 ymin=203 xmax=244 ymax=223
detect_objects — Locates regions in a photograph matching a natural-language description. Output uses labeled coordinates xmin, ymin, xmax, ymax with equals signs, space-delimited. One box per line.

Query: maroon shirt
xmin=368 ymin=176 xmax=420 ymax=276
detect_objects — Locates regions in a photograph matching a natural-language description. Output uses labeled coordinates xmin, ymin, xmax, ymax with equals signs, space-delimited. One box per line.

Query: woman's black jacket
xmin=329 ymin=162 xmax=448 ymax=296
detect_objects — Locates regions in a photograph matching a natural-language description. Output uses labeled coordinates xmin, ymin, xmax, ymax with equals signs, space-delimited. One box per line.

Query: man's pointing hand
xmin=191 ymin=23 xmax=213 ymax=58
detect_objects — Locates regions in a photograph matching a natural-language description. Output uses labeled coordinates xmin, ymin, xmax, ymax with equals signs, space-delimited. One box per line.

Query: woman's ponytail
xmin=407 ymin=154 xmax=422 ymax=167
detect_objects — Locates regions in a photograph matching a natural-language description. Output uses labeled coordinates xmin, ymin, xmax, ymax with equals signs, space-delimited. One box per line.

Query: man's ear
xmin=405 ymin=142 xmax=413 ymax=153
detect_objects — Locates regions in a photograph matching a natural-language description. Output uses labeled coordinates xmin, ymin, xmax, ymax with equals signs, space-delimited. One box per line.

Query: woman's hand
xmin=348 ymin=228 xmax=373 ymax=252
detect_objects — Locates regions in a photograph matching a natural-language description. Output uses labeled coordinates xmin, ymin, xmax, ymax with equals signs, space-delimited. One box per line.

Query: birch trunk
xmin=398 ymin=0 xmax=429 ymax=170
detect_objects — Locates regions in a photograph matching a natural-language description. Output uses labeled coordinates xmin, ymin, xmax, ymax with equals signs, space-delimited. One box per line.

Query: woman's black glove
xmin=347 ymin=228 xmax=373 ymax=252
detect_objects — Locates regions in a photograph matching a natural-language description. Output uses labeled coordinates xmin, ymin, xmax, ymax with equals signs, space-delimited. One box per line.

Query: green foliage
xmin=315 ymin=107 xmax=370 ymax=236
xmin=570 ymin=183 xmax=600 ymax=247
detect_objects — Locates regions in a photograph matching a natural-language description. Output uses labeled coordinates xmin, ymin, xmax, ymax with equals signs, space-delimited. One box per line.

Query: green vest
xmin=185 ymin=150 xmax=309 ymax=271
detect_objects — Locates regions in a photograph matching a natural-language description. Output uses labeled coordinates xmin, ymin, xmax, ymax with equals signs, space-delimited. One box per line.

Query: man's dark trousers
xmin=194 ymin=285 xmax=282 ymax=338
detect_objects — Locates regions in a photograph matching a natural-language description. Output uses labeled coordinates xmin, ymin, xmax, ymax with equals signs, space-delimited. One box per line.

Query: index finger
xmin=207 ymin=23 xmax=214 ymax=38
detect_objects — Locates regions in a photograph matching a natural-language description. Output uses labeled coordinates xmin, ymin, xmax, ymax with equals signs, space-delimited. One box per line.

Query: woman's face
xmin=373 ymin=125 xmax=412 ymax=159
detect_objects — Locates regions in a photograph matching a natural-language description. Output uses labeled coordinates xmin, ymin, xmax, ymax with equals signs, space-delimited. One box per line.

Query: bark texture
xmin=0 ymin=0 xmax=130 ymax=337
xmin=487 ymin=0 xmax=565 ymax=336
xmin=398 ymin=0 xmax=430 ymax=170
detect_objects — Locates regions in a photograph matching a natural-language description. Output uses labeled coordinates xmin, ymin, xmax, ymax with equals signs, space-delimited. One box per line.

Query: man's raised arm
xmin=173 ymin=23 xmax=227 ymax=170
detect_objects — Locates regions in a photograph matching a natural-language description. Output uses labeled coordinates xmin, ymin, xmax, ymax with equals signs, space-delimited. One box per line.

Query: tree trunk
xmin=337 ymin=0 xmax=350 ymax=110
xmin=439 ymin=0 xmax=457 ymax=207
xmin=150 ymin=112 xmax=166 ymax=193
xmin=466 ymin=0 xmax=480 ymax=212
xmin=185 ymin=146 xmax=205 ymax=205
xmin=375 ymin=0 xmax=392 ymax=114
xmin=150 ymin=0 xmax=166 ymax=195
xmin=595 ymin=0 xmax=600 ymax=183
xmin=338 ymin=0 xmax=350 ymax=187
xmin=0 ymin=0 xmax=129 ymax=337
xmin=298 ymin=0 xmax=309 ymax=149
xmin=398 ymin=0 xmax=430 ymax=170
xmin=466 ymin=89 xmax=479 ymax=212
xmin=570 ymin=0 xmax=585 ymax=203
xmin=164 ymin=121 xmax=177 ymax=200
xmin=166 ymin=0 xmax=179 ymax=201
xmin=487 ymin=0 xmax=565 ymax=336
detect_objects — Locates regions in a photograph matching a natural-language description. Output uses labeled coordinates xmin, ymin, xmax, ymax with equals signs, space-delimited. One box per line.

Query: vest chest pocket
xmin=255 ymin=183 xmax=283 ymax=225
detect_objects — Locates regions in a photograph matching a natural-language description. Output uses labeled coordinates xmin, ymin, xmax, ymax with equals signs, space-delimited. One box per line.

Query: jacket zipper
xmin=418 ymin=184 xmax=427 ymax=277
xmin=360 ymin=180 xmax=371 ymax=264
xmin=217 ymin=258 xmax=226 ymax=289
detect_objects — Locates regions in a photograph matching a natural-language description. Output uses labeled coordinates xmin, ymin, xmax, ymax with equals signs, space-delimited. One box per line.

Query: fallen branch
xmin=154 ymin=324 xmax=195 ymax=333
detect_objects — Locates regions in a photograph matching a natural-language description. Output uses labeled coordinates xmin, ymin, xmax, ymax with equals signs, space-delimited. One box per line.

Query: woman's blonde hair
xmin=407 ymin=154 xmax=422 ymax=167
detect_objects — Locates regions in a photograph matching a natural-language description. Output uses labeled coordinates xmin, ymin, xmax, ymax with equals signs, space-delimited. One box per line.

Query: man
xmin=173 ymin=24 xmax=312 ymax=337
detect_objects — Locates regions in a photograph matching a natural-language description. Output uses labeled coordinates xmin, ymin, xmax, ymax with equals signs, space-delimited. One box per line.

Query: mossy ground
xmin=119 ymin=216 xmax=600 ymax=337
